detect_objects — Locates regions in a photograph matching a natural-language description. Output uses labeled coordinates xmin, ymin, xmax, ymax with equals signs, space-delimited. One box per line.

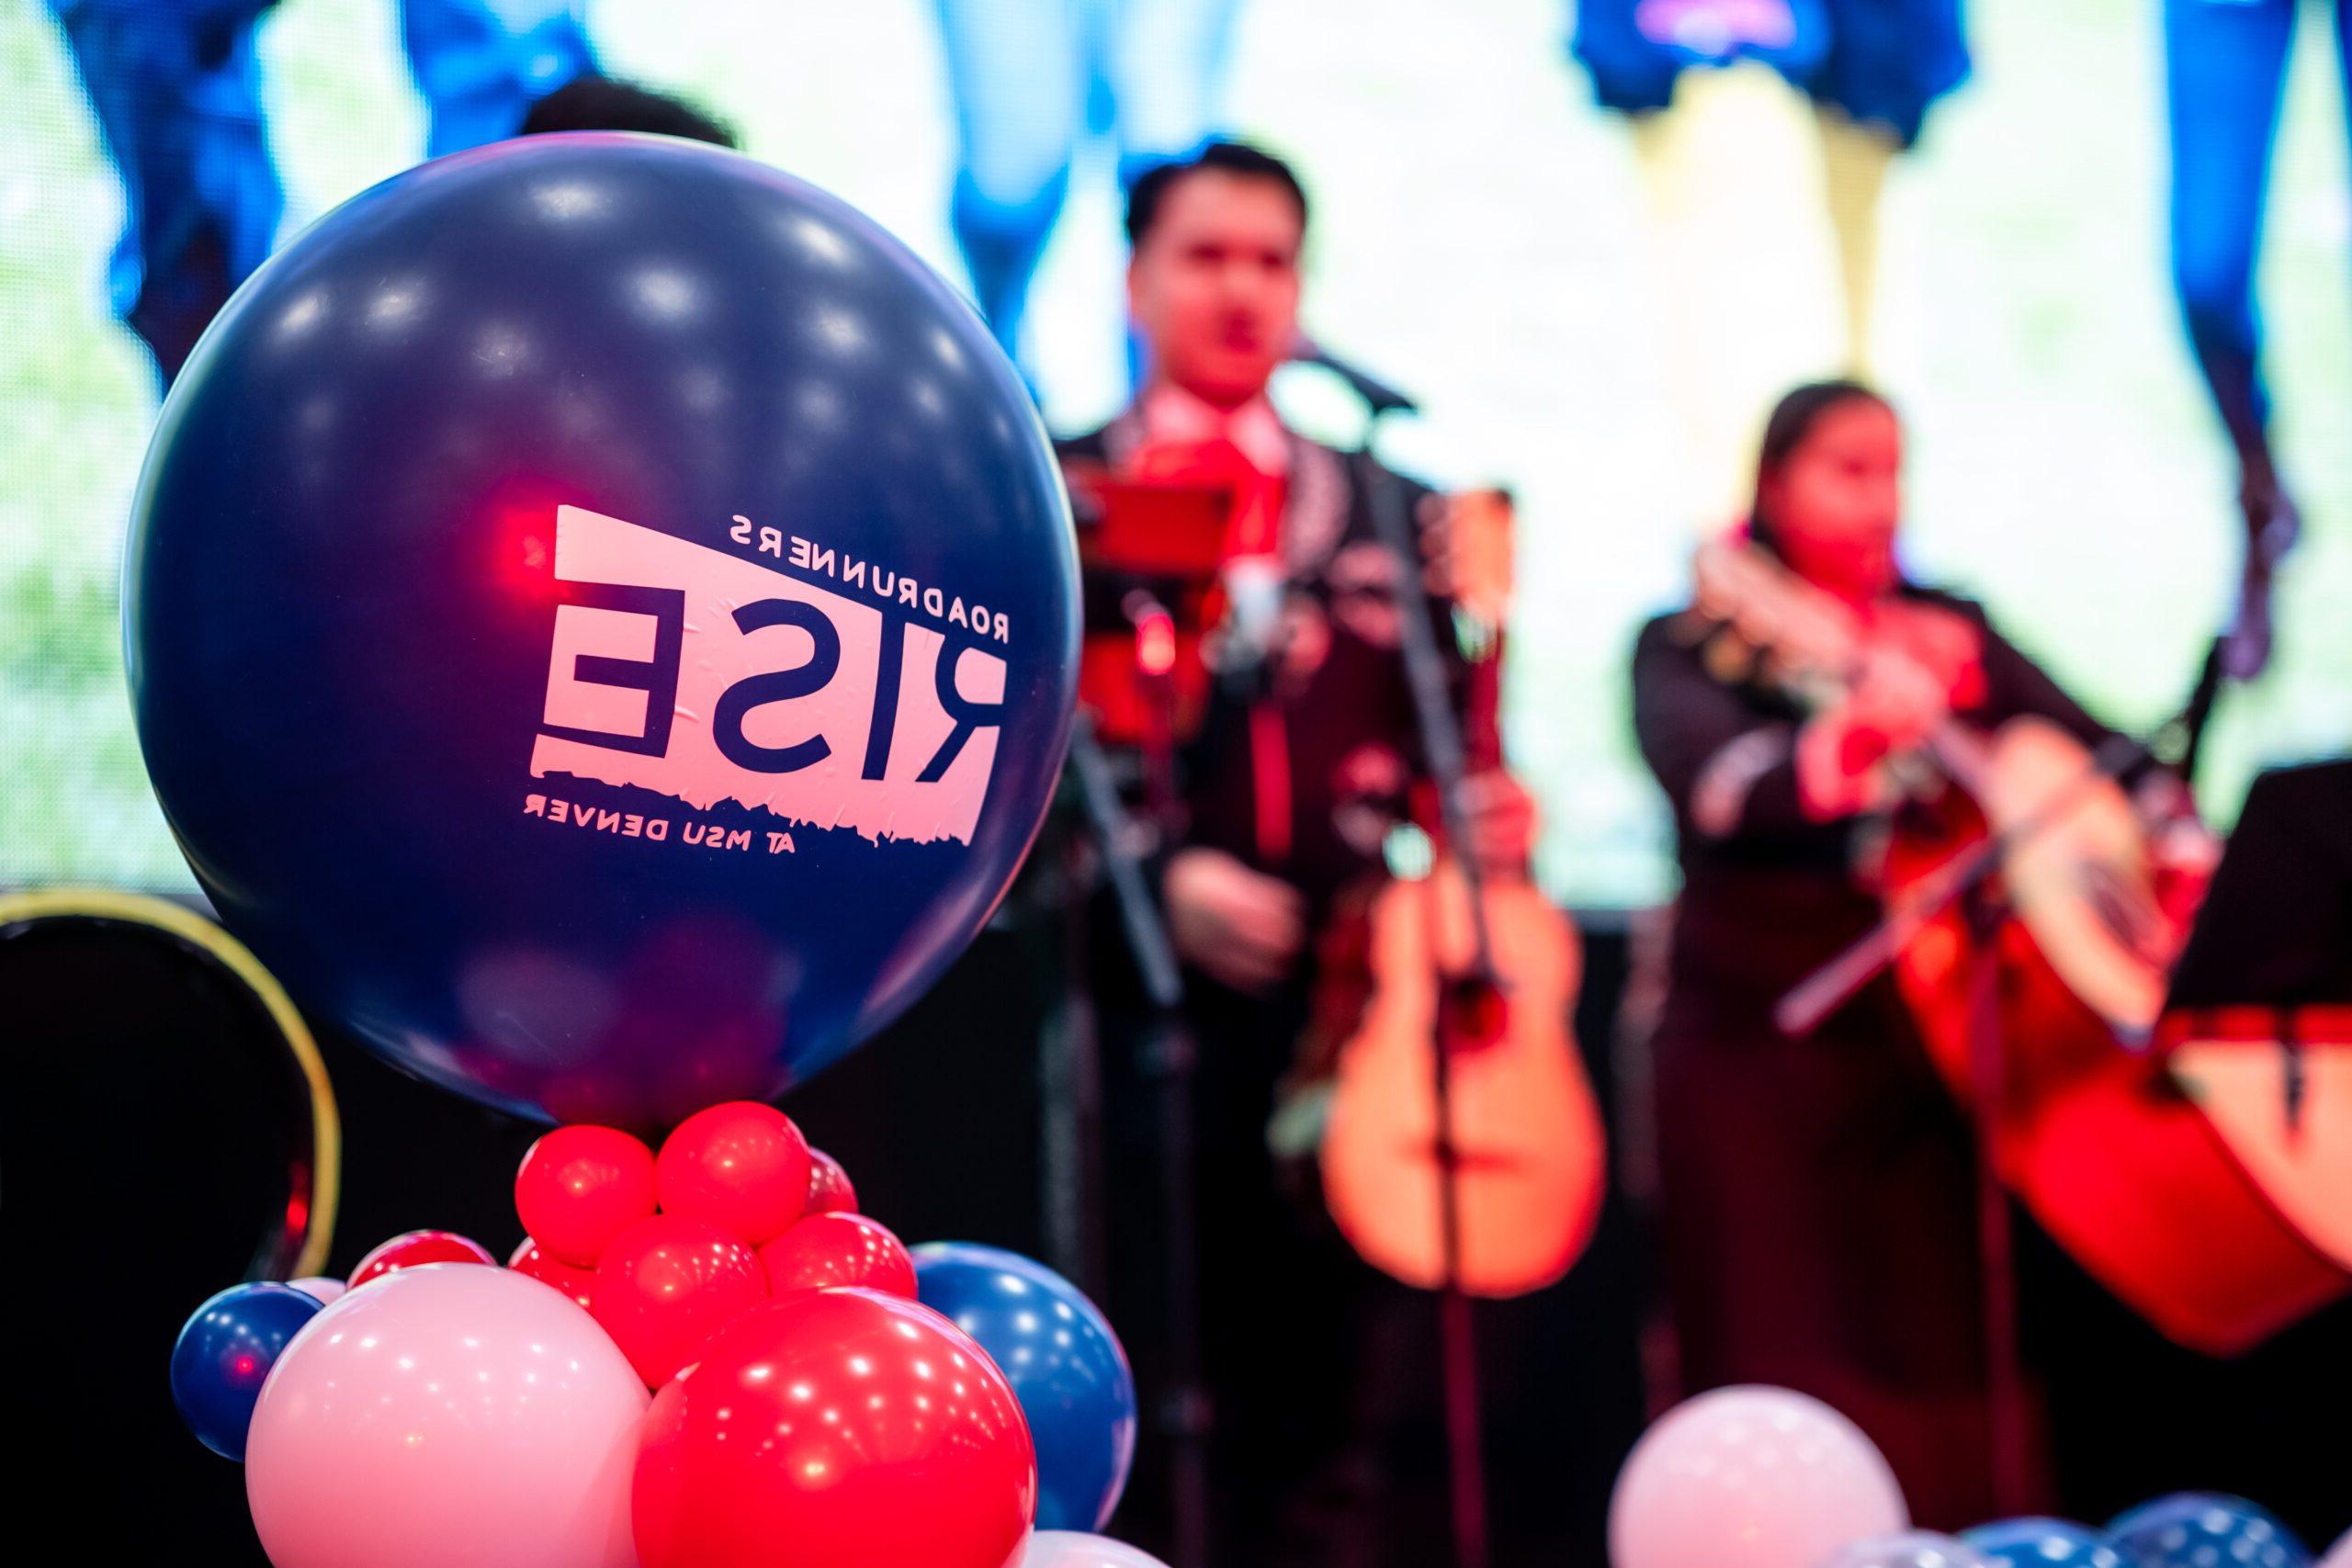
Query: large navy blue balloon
xmin=127 ymin=136 xmax=1078 ymax=1128
xmin=169 ymin=1282 xmax=322 ymax=1460
xmin=911 ymin=1242 xmax=1137 ymax=1531
xmin=2107 ymin=1494 xmax=2312 ymax=1568
xmin=1961 ymin=1518 xmax=2125 ymax=1568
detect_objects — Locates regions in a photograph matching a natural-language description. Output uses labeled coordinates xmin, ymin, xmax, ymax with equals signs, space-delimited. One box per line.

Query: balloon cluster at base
xmin=1608 ymin=1384 xmax=2331 ymax=1568
xmin=170 ymin=1102 xmax=1148 ymax=1568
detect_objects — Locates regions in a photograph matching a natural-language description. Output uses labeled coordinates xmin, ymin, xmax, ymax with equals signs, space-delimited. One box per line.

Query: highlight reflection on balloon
xmin=913 ymin=1241 xmax=1137 ymax=1531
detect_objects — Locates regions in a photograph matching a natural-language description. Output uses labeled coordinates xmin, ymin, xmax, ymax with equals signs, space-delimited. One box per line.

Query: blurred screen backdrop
xmin=6 ymin=0 xmax=2347 ymax=906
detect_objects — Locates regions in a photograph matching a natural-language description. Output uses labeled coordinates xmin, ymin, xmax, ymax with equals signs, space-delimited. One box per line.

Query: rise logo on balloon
xmin=530 ymin=504 xmax=1014 ymax=851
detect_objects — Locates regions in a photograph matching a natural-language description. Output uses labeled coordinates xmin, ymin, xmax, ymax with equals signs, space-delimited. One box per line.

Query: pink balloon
xmin=1020 ymin=1532 xmax=1171 ymax=1568
xmin=1608 ymin=1385 xmax=1907 ymax=1568
xmin=245 ymin=1263 xmax=647 ymax=1568
xmin=2323 ymin=1531 xmax=2350 ymax=1568
xmin=286 ymin=1277 xmax=345 ymax=1305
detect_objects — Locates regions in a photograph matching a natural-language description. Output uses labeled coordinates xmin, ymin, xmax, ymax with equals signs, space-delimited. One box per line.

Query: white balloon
xmin=1823 ymin=1532 xmax=1991 ymax=1568
xmin=1019 ymin=1530 xmax=1171 ymax=1568
xmin=1609 ymin=1385 xmax=1909 ymax=1568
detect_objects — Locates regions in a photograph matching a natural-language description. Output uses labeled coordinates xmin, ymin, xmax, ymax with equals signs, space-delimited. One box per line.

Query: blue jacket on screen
xmin=1569 ymin=0 xmax=1970 ymax=147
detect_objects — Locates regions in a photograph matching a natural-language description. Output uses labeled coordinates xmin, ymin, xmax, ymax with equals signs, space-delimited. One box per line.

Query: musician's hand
xmin=1843 ymin=645 xmax=1950 ymax=754
xmin=1797 ymin=649 xmax=1950 ymax=818
xmin=1461 ymin=769 xmax=1537 ymax=878
xmin=1164 ymin=847 xmax=1307 ymax=994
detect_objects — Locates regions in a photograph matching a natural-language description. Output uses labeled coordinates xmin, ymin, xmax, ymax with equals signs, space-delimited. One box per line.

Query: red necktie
xmin=1125 ymin=431 xmax=1293 ymax=866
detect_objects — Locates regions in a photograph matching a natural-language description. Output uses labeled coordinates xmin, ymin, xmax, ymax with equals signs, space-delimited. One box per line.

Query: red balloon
xmin=633 ymin=1288 xmax=1036 ymax=1568
xmin=348 ymin=1229 xmax=496 ymax=1288
xmin=758 ymin=1212 xmax=916 ymax=1299
xmin=591 ymin=1214 xmax=768 ymax=1386
xmin=514 ymin=1124 xmax=657 ymax=1266
xmin=508 ymin=1235 xmax=597 ymax=1312
xmin=806 ymin=1148 xmax=857 ymax=1214
xmin=655 ymin=1100 xmax=812 ymax=1247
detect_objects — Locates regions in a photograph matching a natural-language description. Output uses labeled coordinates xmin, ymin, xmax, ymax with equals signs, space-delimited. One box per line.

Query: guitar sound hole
xmin=1440 ymin=976 xmax=1509 ymax=1054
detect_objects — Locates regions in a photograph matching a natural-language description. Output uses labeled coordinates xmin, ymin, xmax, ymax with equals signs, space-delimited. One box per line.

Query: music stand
xmin=2154 ymin=760 xmax=2352 ymax=1321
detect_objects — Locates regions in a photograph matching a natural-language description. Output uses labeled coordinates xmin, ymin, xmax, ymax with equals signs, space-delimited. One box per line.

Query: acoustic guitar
xmin=1311 ymin=491 xmax=1606 ymax=1299
xmin=1687 ymin=537 xmax=2349 ymax=1352
xmin=2161 ymin=1008 xmax=2352 ymax=1278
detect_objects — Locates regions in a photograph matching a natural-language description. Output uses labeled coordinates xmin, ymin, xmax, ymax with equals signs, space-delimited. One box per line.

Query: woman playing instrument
xmin=1628 ymin=379 xmax=2192 ymax=1524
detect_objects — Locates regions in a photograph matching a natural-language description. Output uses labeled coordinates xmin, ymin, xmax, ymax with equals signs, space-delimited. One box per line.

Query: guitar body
xmin=1973 ymin=716 xmax=2172 ymax=1030
xmin=1318 ymin=863 xmax=1605 ymax=1298
xmin=2013 ymin=1054 xmax=2349 ymax=1353
xmin=1887 ymin=718 xmax=2351 ymax=1353
xmin=2164 ymin=1012 xmax=2352 ymax=1273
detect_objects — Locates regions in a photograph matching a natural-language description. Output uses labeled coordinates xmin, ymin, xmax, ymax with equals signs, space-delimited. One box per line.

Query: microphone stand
xmin=1332 ymin=357 xmax=1495 ymax=1568
xmin=1060 ymin=704 xmax=1212 ymax=1568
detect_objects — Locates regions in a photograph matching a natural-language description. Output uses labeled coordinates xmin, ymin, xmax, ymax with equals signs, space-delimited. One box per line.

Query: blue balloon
xmin=2107 ymin=1494 xmax=2313 ymax=1568
xmin=1962 ymin=1517 xmax=2126 ymax=1568
xmin=126 ymin=135 xmax=1078 ymax=1128
xmin=169 ymin=1282 xmax=322 ymax=1461
xmin=911 ymin=1242 xmax=1137 ymax=1531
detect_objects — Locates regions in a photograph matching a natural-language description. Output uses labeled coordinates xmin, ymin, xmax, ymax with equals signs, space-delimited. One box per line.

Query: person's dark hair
xmin=1124 ymin=140 xmax=1309 ymax=248
xmin=517 ymin=74 xmax=738 ymax=148
xmin=1748 ymin=378 xmax=1893 ymax=546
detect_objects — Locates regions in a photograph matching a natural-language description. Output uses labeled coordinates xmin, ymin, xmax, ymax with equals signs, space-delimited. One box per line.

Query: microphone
xmin=1289 ymin=335 xmax=1419 ymax=417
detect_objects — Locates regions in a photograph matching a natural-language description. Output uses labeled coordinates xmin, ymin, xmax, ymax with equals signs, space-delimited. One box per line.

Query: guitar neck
xmin=1921 ymin=719 xmax=1998 ymax=803
xmin=1463 ymin=620 xmax=1507 ymax=778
